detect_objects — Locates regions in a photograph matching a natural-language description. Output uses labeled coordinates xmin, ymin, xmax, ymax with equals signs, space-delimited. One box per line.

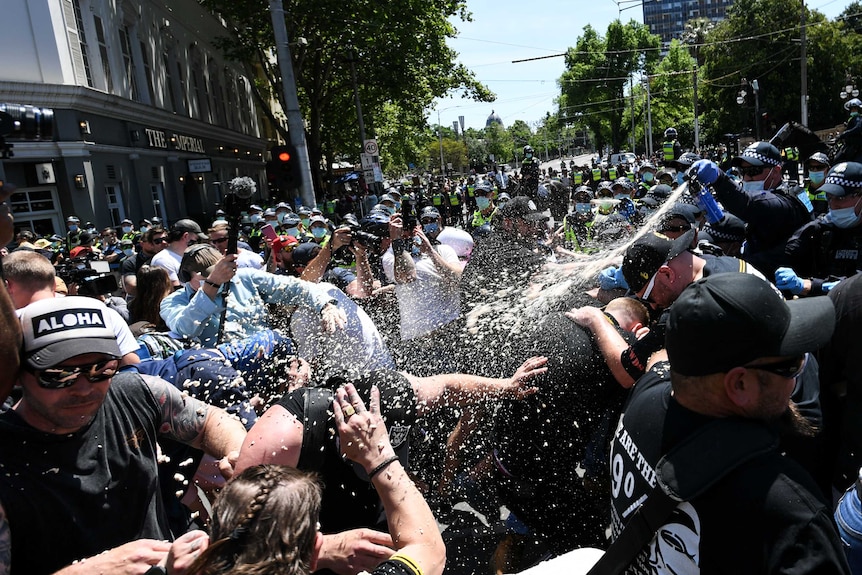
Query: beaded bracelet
xmin=368 ymin=455 xmax=400 ymax=480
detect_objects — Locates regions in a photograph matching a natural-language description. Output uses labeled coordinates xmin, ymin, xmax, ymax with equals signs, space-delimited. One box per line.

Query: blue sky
xmin=435 ymin=0 xmax=849 ymax=132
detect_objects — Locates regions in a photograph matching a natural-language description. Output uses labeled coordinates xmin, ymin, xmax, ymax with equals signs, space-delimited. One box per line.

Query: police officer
xmin=690 ymin=142 xmax=812 ymax=277
xmin=780 ymin=162 xmax=862 ymax=297
xmin=636 ymin=162 xmax=657 ymax=198
xmin=662 ymin=127 xmax=682 ymax=164
xmin=520 ymin=145 xmax=541 ymax=197
xmin=805 ymin=152 xmax=830 ymax=216
xmin=836 ymin=98 xmax=862 ymax=164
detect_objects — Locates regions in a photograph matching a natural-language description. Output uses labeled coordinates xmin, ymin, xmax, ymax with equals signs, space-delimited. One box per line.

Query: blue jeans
xmin=835 ymin=483 xmax=862 ymax=573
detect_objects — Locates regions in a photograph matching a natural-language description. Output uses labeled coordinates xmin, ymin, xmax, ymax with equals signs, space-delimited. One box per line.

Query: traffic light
xmin=270 ymin=144 xmax=299 ymax=190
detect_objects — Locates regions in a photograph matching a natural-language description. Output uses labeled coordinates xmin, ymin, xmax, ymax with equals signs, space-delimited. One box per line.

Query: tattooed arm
xmin=143 ymin=375 xmax=246 ymax=476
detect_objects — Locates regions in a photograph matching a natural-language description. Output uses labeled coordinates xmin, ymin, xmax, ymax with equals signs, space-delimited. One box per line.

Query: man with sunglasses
xmin=207 ymin=223 xmax=263 ymax=270
xmin=607 ymin=273 xmax=848 ymax=574
xmin=0 ymin=296 xmax=247 ymax=575
xmin=688 ymin=142 xmax=812 ymax=278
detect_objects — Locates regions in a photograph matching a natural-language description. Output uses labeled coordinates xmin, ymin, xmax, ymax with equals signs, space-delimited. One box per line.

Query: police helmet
xmin=671 ymin=152 xmax=702 ymax=170
xmin=665 ymin=127 xmax=678 ymax=139
xmin=614 ymin=177 xmax=635 ymax=191
xmin=845 ymin=98 xmax=862 ymax=111
xmin=523 ymin=145 xmax=534 ymax=155
xmin=805 ymin=152 xmax=830 ymax=170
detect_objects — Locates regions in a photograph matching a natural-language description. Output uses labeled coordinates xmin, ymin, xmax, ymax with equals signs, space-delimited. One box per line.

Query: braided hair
xmin=186 ymin=465 xmax=322 ymax=575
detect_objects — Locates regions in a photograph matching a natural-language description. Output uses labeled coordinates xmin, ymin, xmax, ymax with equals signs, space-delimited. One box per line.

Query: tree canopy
xmin=201 ymin=0 xmax=493 ymax=196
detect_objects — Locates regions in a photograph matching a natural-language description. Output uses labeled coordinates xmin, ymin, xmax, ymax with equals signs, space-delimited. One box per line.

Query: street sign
xmin=363 ymin=139 xmax=378 ymax=156
xmin=187 ymin=158 xmax=213 ymax=173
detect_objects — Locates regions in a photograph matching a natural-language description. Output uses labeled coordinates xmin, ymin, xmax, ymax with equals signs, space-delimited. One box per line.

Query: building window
xmin=162 ymin=55 xmax=176 ymax=112
xmin=119 ymin=26 xmax=139 ymax=101
xmin=8 ymin=187 xmax=63 ymax=237
xmin=67 ymin=0 xmax=93 ymax=87
xmin=104 ymin=184 xmax=125 ymax=226
xmin=94 ymin=16 xmax=114 ymax=93
xmin=140 ymin=40 xmax=155 ymax=104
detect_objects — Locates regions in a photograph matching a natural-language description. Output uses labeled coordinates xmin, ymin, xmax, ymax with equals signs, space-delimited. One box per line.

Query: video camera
xmin=0 ymin=103 xmax=54 ymax=159
xmin=55 ymin=257 xmax=118 ymax=296
xmin=223 ymin=177 xmax=256 ymax=254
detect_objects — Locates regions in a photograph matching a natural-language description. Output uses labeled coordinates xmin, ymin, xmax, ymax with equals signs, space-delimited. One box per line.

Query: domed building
xmin=486 ymin=110 xmax=504 ymax=128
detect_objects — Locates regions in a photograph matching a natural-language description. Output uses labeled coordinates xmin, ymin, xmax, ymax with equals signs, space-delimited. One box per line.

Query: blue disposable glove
xmin=689 ymin=159 xmax=722 ymax=186
xmin=775 ymin=267 xmax=804 ymax=295
xmin=599 ymin=266 xmax=629 ymax=291
xmin=822 ymin=281 xmax=840 ymax=293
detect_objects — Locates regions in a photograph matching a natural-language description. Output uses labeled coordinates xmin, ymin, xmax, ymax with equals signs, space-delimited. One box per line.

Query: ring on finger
xmin=343 ymin=404 xmax=356 ymax=418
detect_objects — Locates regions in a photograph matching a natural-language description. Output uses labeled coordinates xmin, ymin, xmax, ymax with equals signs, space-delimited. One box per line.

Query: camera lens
xmin=0 ymin=103 xmax=54 ymax=140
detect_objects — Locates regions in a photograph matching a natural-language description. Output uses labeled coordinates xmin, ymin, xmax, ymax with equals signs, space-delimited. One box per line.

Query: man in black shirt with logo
xmin=608 ymin=273 xmax=848 ymax=573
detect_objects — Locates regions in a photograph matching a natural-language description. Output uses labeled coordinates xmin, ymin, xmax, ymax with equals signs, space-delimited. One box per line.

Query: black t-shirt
xmin=121 ymin=250 xmax=153 ymax=276
xmin=0 ymin=373 xmax=170 ymax=575
xmin=609 ymin=365 xmax=849 ymax=574
xmin=278 ymin=370 xmax=417 ymax=533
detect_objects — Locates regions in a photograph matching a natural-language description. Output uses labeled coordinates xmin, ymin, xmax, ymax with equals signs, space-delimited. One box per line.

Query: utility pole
xmin=269 ymin=0 xmax=315 ymax=207
xmin=693 ymin=66 xmax=700 ymax=151
xmin=800 ymin=0 xmax=809 ymax=126
xmin=645 ymin=75 xmax=653 ymax=156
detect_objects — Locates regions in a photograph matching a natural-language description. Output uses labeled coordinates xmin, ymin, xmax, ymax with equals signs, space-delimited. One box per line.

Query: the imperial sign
xmin=144 ymin=128 xmax=206 ymax=154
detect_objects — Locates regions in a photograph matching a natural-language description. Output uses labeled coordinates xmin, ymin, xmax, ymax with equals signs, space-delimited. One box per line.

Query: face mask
xmin=525 ymin=153 xmax=533 ymax=160
xmin=614 ymin=193 xmax=629 ymax=201
xmin=250 ymin=214 xmax=262 ymax=224
xmin=286 ymin=227 xmax=299 ymax=237
xmin=852 ymin=111 xmax=860 ymax=117
xmin=382 ymin=206 xmax=395 ymax=216
xmin=809 ymin=171 xmax=825 ymax=186
xmin=277 ymin=212 xmax=288 ymax=224
xmin=139 ymin=226 xmax=148 ymax=233
xmin=829 ymin=200 xmax=862 ymax=228
xmin=476 ymin=197 xmax=491 ymax=210
xmin=742 ymin=180 xmax=765 ymax=193
xmin=395 ymin=202 xmax=402 ymax=211
xmin=311 ymin=227 xmax=327 ymax=239
xmin=575 ymin=203 xmax=592 ymax=214
xmin=676 ymin=172 xmax=685 ymax=186
xmin=642 ymin=172 xmax=654 ymax=183
xmin=122 ymin=226 xmax=132 ymax=234
xmin=301 ymin=217 xmax=311 ymax=227
xmin=69 ymin=225 xmax=78 ymax=233
xmin=422 ymin=222 xmax=439 ymax=235
xmin=123 ymin=248 xmax=135 ymax=257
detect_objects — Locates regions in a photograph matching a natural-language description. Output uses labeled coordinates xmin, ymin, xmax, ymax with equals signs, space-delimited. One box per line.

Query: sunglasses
xmin=739 ymin=165 xmax=767 ymax=178
xmin=31 ymin=359 xmax=119 ymax=389
xmin=211 ymin=237 xmax=229 ymax=244
xmin=745 ymin=352 xmax=809 ymax=380
xmin=638 ymin=262 xmax=668 ymax=305
xmin=151 ymin=238 xmax=167 ymax=245
xmin=658 ymin=224 xmax=691 ymax=234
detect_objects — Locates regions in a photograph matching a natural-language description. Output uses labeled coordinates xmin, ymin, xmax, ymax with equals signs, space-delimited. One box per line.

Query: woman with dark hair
xmin=129 ymin=264 xmax=173 ymax=330
xmin=165 ymin=384 xmax=445 ymax=575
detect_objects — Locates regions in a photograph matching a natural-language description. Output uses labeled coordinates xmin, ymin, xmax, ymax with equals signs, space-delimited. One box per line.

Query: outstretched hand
xmin=504 ymin=356 xmax=548 ymax=399
xmin=333 ymin=384 xmax=396 ymax=471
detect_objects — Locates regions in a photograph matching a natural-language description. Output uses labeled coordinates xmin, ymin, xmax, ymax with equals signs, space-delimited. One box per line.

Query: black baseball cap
xmin=667 ymin=273 xmax=835 ymax=376
xmin=499 ymin=196 xmax=549 ymax=222
xmin=171 ymin=218 xmax=208 ymax=239
xmin=819 ymin=161 xmax=862 ymax=198
xmin=731 ymin=141 xmax=783 ymax=168
xmin=622 ymin=228 xmax=695 ymax=293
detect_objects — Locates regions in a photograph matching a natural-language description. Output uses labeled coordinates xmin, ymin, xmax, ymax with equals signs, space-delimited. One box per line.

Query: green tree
xmin=698 ymin=0 xmax=852 ymax=141
xmin=558 ymin=20 xmax=660 ymax=153
xmin=484 ymin=122 xmax=513 ymax=167
xmin=200 ymin=0 xmax=494 ymax=196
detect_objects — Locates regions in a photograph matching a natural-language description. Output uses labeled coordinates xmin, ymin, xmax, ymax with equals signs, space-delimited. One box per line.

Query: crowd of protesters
xmin=3 ymin=118 xmax=862 ymax=575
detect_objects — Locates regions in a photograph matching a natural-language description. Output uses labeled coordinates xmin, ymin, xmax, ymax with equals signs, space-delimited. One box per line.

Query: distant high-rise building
xmin=643 ymin=0 xmax=735 ymax=45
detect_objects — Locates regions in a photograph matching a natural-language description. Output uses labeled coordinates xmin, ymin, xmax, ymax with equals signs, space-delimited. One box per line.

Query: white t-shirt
xmin=149 ymin=248 xmax=183 ymax=283
xmin=437 ymin=227 xmax=475 ymax=261
xmin=382 ymin=243 xmax=461 ymax=340
xmin=290 ymin=283 xmax=395 ymax=376
xmin=236 ymin=248 xmax=264 ymax=270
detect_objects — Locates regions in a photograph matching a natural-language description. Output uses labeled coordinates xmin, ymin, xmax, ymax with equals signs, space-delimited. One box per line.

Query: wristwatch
xmin=144 ymin=566 xmax=167 ymax=575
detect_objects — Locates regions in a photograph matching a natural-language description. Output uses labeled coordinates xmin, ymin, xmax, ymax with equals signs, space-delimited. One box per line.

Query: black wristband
xmin=391 ymin=239 xmax=408 ymax=253
xmin=204 ymin=279 xmax=221 ymax=289
xmin=368 ymin=455 xmax=400 ymax=480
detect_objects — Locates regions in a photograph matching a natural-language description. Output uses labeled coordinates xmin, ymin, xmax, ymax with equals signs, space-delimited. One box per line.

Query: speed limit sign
xmin=363 ymin=139 xmax=378 ymax=155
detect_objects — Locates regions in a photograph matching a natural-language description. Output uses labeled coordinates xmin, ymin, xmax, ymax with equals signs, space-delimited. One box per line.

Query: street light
xmin=737 ymin=78 xmax=761 ymax=141
xmin=840 ymin=79 xmax=859 ymax=100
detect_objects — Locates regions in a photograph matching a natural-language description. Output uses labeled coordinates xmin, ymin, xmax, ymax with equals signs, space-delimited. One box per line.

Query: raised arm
xmin=406 ymin=356 xmax=548 ymax=415
xmin=334 ymin=384 xmax=445 ymax=575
